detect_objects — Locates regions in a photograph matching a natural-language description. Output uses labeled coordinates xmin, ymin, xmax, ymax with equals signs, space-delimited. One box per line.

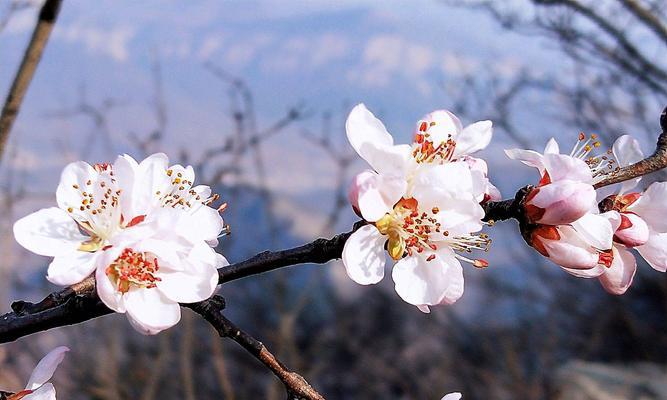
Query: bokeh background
xmin=1 ymin=1 xmax=666 ymax=399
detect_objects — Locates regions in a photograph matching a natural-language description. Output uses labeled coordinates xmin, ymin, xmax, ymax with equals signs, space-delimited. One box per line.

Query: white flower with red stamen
xmin=3 ymin=346 xmax=68 ymax=400
xmin=95 ymin=213 xmax=226 ymax=335
xmin=343 ymin=104 xmax=491 ymax=311
xmin=505 ymin=136 xmax=599 ymax=225
xmin=13 ymin=153 xmax=228 ymax=333
xmin=14 ymin=162 xmax=123 ymax=285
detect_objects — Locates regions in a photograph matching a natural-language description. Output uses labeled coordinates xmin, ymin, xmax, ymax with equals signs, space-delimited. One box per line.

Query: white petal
xmin=627 ymin=182 xmax=667 ymax=232
xmin=417 ymin=109 xmax=463 ymax=145
xmin=636 ymin=231 xmax=667 ymax=272
xmin=441 ymin=393 xmax=463 ymax=400
xmin=116 ymin=153 xmax=171 ymax=219
xmin=540 ymin=226 xmax=599 ymax=270
xmin=571 ymin=212 xmax=617 ymax=250
xmin=542 ymin=153 xmax=592 ymax=183
xmin=341 ymin=226 xmax=387 ymax=285
xmin=95 ymin=248 xmax=126 ymax=313
xmin=47 ymin=251 xmax=98 ymax=286
xmin=454 ymin=120 xmax=492 ymax=157
xmin=352 ymin=170 xmax=406 ymax=222
xmin=55 ymin=161 xmax=97 ymax=212
xmin=612 ymin=135 xmax=644 ymax=193
xmin=543 ymin=137 xmax=560 ymax=154
xmin=22 ymin=383 xmax=56 ymax=400
xmin=124 ymin=288 xmax=181 ymax=335
xmin=158 ymin=245 xmax=219 ymax=303
xmin=25 ymin=347 xmax=69 ymax=390
xmin=504 ymin=148 xmax=545 ymax=172
xmin=562 ymin=264 xmax=606 ymax=278
xmin=346 ymin=103 xmax=394 ymax=156
xmin=392 ymin=250 xmax=464 ymax=306
xmin=434 ymin=198 xmax=485 ymax=236
xmin=13 ymin=208 xmax=87 ymax=257
xmin=346 ymin=104 xmax=412 ymax=176
xmin=411 ymin=162 xmax=474 ymax=206
xmin=599 ymin=246 xmax=637 ymax=295
xmin=180 ymin=205 xmax=224 ymax=243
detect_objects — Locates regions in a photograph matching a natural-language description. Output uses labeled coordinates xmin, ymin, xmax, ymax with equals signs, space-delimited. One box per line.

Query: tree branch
xmin=0 ymin=0 xmax=62 ymax=162
xmin=3 ymin=107 xmax=667 ymax=343
xmin=186 ymin=297 xmax=325 ymax=400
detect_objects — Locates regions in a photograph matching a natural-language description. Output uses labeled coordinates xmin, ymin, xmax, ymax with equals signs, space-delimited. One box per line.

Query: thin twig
xmin=187 ymin=297 xmax=325 ymax=400
xmin=0 ymin=0 xmax=62 ymax=162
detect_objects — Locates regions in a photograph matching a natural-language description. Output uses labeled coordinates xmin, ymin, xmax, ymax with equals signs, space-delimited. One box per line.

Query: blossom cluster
xmin=14 ymin=154 xmax=227 ymax=334
xmin=342 ymin=104 xmax=667 ymax=309
xmin=508 ymin=135 xmax=667 ymax=294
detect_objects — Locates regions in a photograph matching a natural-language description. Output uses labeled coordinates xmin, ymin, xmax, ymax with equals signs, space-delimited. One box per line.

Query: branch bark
xmin=0 ymin=0 xmax=62 ymax=162
xmin=186 ymin=297 xmax=325 ymax=400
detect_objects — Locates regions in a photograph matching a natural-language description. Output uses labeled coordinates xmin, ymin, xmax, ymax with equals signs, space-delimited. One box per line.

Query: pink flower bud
xmin=524 ymin=180 xmax=596 ymax=225
xmin=613 ymin=213 xmax=649 ymax=247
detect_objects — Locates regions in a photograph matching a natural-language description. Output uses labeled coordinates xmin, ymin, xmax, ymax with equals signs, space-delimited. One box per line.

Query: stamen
xmin=105 ymin=248 xmax=161 ymax=293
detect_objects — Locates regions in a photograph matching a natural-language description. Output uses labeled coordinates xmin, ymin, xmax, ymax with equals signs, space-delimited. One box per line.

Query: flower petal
xmin=504 ymin=148 xmax=545 ymax=172
xmin=542 ymin=153 xmax=592 ymax=183
xmin=417 ymin=110 xmax=463 ymax=145
xmin=571 ymin=211 xmax=618 ymax=250
xmin=410 ymin=162 xmax=474 ymax=206
xmin=342 ymin=225 xmax=387 ymax=285
xmin=25 ymin=347 xmax=69 ymax=390
xmin=47 ymin=251 xmax=98 ymax=286
xmin=441 ymin=393 xmax=463 ymax=400
xmin=454 ymin=120 xmax=492 ymax=157
xmin=636 ymin=231 xmax=667 ymax=272
xmin=392 ymin=249 xmax=464 ymax=306
xmin=13 ymin=207 xmax=88 ymax=257
xmin=627 ymin=182 xmax=667 ymax=232
xmin=95 ymin=247 xmax=126 ymax=313
xmin=124 ymin=288 xmax=181 ymax=335
xmin=158 ymin=245 xmax=219 ymax=303
xmin=22 ymin=383 xmax=56 ymax=400
xmin=599 ymin=246 xmax=636 ymax=295
xmin=612 ymin=135 xmax=644 ymax=193
xmin=543 ymin=137 xmax=560 ymax=154
xmin=351 ymin=170 xmax=406 ymax=222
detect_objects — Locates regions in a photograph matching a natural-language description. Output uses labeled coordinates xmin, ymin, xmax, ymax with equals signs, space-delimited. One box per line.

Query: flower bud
xmin=613 ymin=213 xmax=649 ymax=247
xmin=524 ymin=180 xmax=596 ymax=225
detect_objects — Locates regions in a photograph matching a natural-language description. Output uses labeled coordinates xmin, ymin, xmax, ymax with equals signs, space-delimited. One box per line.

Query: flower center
xmin=105 ymin=248 xmax=161 ymax=293
xmin=412 ymin=122 xmax=457 ymax=164
xmin=570 ymin=133 xmax=619 ymax=183
xmin=375 ymin=198 xmax=491 ymax=266
xmin=376 ymin=198 xmax=443 ymax=260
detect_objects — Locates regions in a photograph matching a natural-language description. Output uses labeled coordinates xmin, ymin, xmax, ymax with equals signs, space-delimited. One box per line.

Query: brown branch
xmin=186 ymin=297 xmax=325 ymax=400
xmin=594 ymin=106 xmax=667 ymax=188
xmin=0 ymin=0 xmax=62 ymax=162
xmin=4 ymin=106 xmax=667 ymax=343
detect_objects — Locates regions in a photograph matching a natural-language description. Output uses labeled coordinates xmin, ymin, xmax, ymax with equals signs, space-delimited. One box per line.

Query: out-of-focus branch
xmin=186 ymin=297 xmax=325 ymax=400
xmin=0 ymin=0 xmax=62 ymax=163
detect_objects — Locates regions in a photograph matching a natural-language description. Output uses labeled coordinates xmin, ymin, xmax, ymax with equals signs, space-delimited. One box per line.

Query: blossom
xmin=95 ymin=219 xmax=225 ymax=334
xmin=3 ymin=346 xmax=69 ymax=400
xmin=505 ymin=136 xmax=597 ymax=225
xmin=14 ymin=153 xmax=227 ymax=334
xmin=343 ymin=104 xmax=491 ymax=311
xmin=14 ymin=162 xmax=123 ymax=285
xmin=441 ymin=393 xmax=462 ymax=400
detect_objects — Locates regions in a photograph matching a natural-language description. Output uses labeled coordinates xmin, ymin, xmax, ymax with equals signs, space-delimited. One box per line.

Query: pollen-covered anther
xmin=570 ymin=133 xmax=620 ymax=183
xmin=105 ymin=248 xmax=161 ymax=293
